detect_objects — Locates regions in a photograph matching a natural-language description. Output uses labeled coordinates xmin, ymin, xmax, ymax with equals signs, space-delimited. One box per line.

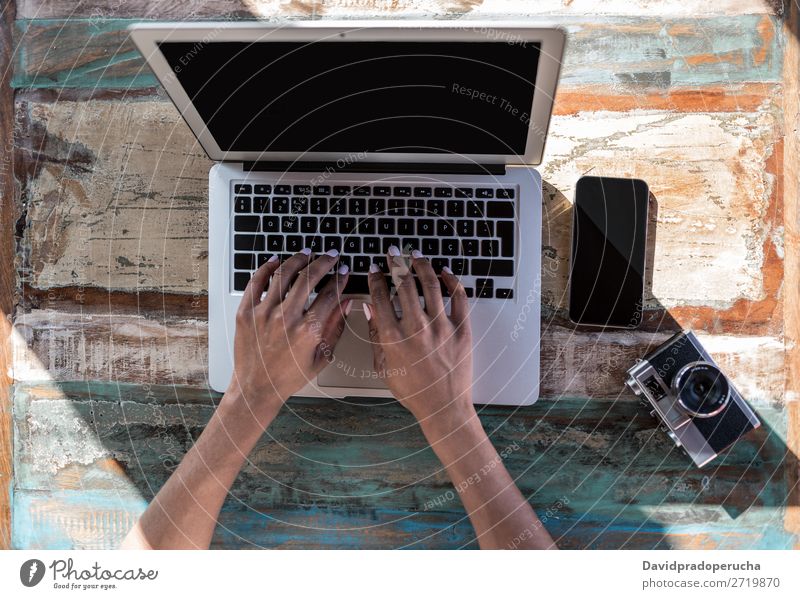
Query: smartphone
xmin=568 ymin=176 xmax=649 ymax=328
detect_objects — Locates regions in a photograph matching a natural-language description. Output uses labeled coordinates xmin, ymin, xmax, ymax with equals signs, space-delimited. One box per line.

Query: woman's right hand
xmin=364 ymin=246 xmax=474 ymax=432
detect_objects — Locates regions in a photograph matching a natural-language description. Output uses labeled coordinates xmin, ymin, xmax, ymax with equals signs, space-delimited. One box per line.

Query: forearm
xmin=121 ymin=388 xmax=279 ymax=549
xmin=420 ymin=405 xmax=555 ymax=550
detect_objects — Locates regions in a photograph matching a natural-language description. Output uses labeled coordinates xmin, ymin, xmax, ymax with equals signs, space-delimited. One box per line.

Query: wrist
xmin=220 ymin=384 xmax=283 ymax=432
xmin=415 ymin=398 xmax=480 ymax=445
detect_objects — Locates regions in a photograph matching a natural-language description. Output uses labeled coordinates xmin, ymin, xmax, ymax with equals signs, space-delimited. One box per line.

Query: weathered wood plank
xmin=11 ymin=16 xmax=784 ymax=90
xmin=11 ymin=382 xmax=795 ymax=549
xmin=0 ymin=0 xmax=17 ymax=550
xmin=11 ymin=310 xmax=787 ymax=402
xmin=15 ymin=0 xmax=783 ymax=20
xmin=14 ymin=96 xmax=784 ymax=336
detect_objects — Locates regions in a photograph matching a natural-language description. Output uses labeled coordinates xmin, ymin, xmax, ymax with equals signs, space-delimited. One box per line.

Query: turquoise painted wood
xmin=11 ymin=382 xmax=795 ymax=549
xmin=11 ymin=16 xmax=784 ymax=89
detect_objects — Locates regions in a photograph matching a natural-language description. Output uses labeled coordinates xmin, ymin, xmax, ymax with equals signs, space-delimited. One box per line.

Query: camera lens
xmin=672 ymin=361 xmax=730 ymax=418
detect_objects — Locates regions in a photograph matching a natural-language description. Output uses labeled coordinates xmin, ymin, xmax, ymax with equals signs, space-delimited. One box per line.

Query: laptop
xmin=130 ymin=21 xmax=565 ymax=406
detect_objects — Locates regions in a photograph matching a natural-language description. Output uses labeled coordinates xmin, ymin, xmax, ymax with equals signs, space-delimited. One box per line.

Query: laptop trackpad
xmin=317 ymin=309 xmax=388 ymax=390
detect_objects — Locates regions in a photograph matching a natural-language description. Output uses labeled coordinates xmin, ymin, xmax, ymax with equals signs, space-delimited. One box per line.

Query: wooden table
xmin=1 ymin=0 xmax=798 ymax=549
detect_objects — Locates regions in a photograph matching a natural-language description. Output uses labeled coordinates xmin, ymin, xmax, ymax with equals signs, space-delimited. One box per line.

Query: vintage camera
xmin=625 ymin=331 xmax=760 ymax=468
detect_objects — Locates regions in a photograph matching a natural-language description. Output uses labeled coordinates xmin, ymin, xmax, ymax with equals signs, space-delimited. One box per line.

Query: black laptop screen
xmin=156 ymin=40 xmax=541 ymax=155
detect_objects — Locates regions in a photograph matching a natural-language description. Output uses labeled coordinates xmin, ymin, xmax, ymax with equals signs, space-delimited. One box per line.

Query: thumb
xmin=313 ymin=299 xmax=352 ymax=371
xmin=364 ymin=303 xmax=386 ymax=373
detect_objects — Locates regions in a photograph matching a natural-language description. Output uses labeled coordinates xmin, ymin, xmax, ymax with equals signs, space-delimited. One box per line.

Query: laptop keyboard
xmin=230 ymin=182 xmax=517 ymax=299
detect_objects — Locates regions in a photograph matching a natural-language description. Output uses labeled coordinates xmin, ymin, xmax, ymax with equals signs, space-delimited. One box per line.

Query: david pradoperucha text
xmin=643 ymin=561 xmax=760 ymax=575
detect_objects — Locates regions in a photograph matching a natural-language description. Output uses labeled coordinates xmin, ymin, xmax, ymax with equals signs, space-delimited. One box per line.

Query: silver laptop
xmin=131 ymin=21 xmax=565 ymax=406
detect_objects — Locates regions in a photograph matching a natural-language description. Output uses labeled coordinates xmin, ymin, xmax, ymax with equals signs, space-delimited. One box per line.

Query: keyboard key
xmin=434 ymin=187 xmax=452 ymax=198
xmin=253 ymin=197 xmax=269 ymax=212
xmin=314 ymin=185 xmax=331 ymax=195
xmin=281 ymin=217 xmax=300 ymax=233
xmin=368 ymin=198 xmax=386 ymax=215
xmin=310 ymin=197 xmax=327 ymax=214
xmin=388 ymin=199 xmax=405 ymax=216
xmin=286 ymin=235 xmax=304 ymax=252
xmin=455 ymin=188 xmax=473 ymax=198
xmin=235 ymin=215 xmax=260 ymax=232
xmin=353 ymin=255 xmax=371 ymax=272
xmin=353 ymin=186 xmax=371 ymax=196
xmin=343 ymin=237 xmax=361 ymax=253
xmin=256 ymin=253 xmax=272 ymax=267
xmin=463 ymin=239 xmax=479 ymax=256
xmin=422 ymin=238 xmax=439 ymax=255
xmin=234 ymin=184 xmax=252 ymax=194
xmin=234 ymin=272 xmax=251 ymax=291
xmin=275 ymin=185 xmax=291 ymax=195
xmin=451 ymin=258 xmax=468 ymax=276
xmin=324 ymin=237 xmax=342 ymax=252
xmin=329 ymin=198 xmax=346 ymax=215
xmin=407 ymin=199 xmax=425 ymax=216
xmin=234 ymin=197 xmax=251 ymax=213
xmin=476 ymin=188 xmax=494 ymax=198
xmin=262 ymin=216 xmax=279 ymax=232
xmin=471 ymin=259 xmax=514 ymax=277
xmin=497 ymin=221 xmax=514 ymax=257
xmin=378 ymin=219 xmax=395 ymax=235
xmin=437 ymin=219 xmax=455 ymax=236
xmin=306 ymin=235 xmax=323 ymax=252
xmin=234 ymin=234 xmax=265 ymax=251
xmin=266 ymin=235 xmax=283 ymax=252
xmin=344 ymin=274 xmax=371 ymax=294
xmin=332 ymin=186 xmax=350 ymax=196
xmin=447 ymin=200 xmax=465 ymax=217
xmin=339 ymin=217 xmax=357 ymax=233
xmin=234 ymin=253 xmax=255 ymax=270
xmin=476 ymin=278 xmax=494 ymax=298
xmin=467 ymin=200 xmax=485 ymax=218
xmin=374 ymin=186 xmax=391 ymax=196
xmin=319 ymin=218 xmax=337 ymax=234
xmin=412 ymin=187 xmax=431 ymax=197
xmin=465 ymin=287 xmax=474 ymax=298
xmin=481 ymin=239 xmax=499 ymax=257
xmin=272 ymin=197 xmax=290 ymax=213
xmin=382 ymin=237 xmax=401 ymax=253
xmin=497 ymin=188 xmax=515 ymax=199
xmin=432 ymin=257 xmax=449 ymax=271
xmin=441 ymin=239 xmax=459 ymax=256
xmin=349 ymin=197 xmax=367 ymax=215
xmin=487 ymin=201 xmax=514 ymax=218
xmin=398 ymin=219 xmax=415 ymax=235
xmin=476 ymin=221 xmax=494 ymax=237
xmin=293 ymin=185 xmax=311 ymax=195
xmin=373 ymin=256 xmax=388 ymax=271
xmin=496 ymin=288 xmax=514 ymax=299
xmin=426 ymin=200 xmax=444 ymax=216
xmin=358 ymin=218 xmax=376 ymax=235
xmin=394 ymin=186 xmax=411 ymax=197
xmin=300 ymin=217 xmax=317 ymax=233
xmin=291 ymin=197 xmax=308 ymax=213
xmin=417 ymin=219 xmax=434 ymax=236
xmin=254 ymin=184 xmax=271 ymax=195
xmin=456 ymin=220 xmax=474 ymax=237
xmin=401 ymin=238 xmax=419 ymax=252
xmin=363 ymin=237 xmax=381 ymax=253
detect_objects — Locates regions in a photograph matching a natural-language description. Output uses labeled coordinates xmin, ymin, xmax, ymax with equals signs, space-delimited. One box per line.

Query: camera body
xmin=625 ymin=331 xmax=760 ymax=468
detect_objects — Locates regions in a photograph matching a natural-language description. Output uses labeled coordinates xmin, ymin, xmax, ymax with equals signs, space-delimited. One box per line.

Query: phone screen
xmin=568 ymin=176 xmax=649 ymax=328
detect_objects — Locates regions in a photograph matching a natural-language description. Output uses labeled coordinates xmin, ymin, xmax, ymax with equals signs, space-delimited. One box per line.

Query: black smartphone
xmin=568 ymin=176 xmax=649 ymax=328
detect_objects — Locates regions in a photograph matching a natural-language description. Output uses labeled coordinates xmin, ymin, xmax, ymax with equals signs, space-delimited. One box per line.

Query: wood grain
xmin=0 ymin=0 xmax=16 ymax=551
xmin=11 ymin=382 xmax=795 ymax=549
xmin=11 ymin=16 xmax=784 ymax=90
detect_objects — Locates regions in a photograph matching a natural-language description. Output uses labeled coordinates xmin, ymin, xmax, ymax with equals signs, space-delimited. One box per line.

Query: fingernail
xmin=363 ymin=303 xmax=372 ymax=321
xmin=442 ymin=266 xmax=453 ymax=274
xmin=325 ymin=248 xmax=339 ymax=258
xmin=345 ymin=299 xmax=353 ymax=316
xmin=369 ymin=263 xmax=381 ymax=274
xmin=338 ymin=263 xmax=349 ymax=275
xmin=388 ymin=245 xmax=400 ymax=257
xmin=300 ymin=247 xmax=312 ymax=256
xmin=411 ymin=249 xmax=424 ymax=259
xmin=267 ymin=254 xmax=279 ymax=263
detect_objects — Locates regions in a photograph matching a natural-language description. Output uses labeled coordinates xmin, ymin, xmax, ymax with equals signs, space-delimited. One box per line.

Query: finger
xmin=240 ymin=254 xmax=280 ymax=311
xmin=387 ymin=245 xmax=423 ymax=320
xmin=284 ymin=248 xmax=341 ymax=317
xmin=367 ymin=260 xmax=397 ymax=325
xmin=411 ymin=249 xmax=445 ymax=320
xmin=364 ymin=302 xmax=387 ymax=373
xmin=441 ymin=266 xmax=470 ymax=333
xmin=307 ymin=261 xmax=350 ymax=330
xmin=264 ymin=248 xmax=313 ymax=309
xmin=313 ymin=298 xmax=353 ymax=371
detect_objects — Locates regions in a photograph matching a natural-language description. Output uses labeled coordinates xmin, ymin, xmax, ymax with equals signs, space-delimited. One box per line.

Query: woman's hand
xmin=364 ymin=246 xmax=473 ymax=432
xmin=229 ymin=248 xmax=352 ymax=424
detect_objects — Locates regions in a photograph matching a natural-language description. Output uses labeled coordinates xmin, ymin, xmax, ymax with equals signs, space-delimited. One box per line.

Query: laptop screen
xmin=157 ymin=41 xmax=541 ymax=156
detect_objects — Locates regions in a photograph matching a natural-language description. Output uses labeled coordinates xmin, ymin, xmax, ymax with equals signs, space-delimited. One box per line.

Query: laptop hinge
xmin=242 ymin=161 xmax=506 ymax=176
